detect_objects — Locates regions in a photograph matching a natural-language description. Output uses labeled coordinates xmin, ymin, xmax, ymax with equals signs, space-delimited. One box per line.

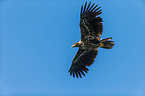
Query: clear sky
xmin=1 ymin=0 xmax=145 ymax=96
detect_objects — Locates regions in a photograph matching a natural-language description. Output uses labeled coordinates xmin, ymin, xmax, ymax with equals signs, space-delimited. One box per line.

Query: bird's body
xmin=68 ymin=2 xmax=115 ymax=78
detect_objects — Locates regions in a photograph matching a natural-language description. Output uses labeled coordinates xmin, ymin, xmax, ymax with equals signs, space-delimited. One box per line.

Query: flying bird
xmin=68 ymin=2 xmax=115 ymax=78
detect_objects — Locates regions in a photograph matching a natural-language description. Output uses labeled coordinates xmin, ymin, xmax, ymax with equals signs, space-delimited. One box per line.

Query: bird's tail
xmin=99 ymin=37 xmax=115 ymax=49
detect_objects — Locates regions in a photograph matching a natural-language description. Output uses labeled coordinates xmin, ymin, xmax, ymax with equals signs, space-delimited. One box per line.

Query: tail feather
xmin=100 ymin=37 xmax=115 ymax=49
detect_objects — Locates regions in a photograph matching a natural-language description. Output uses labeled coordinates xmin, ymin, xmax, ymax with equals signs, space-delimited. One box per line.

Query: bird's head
xmin=72 ymin=41 xmax=82 ymax=48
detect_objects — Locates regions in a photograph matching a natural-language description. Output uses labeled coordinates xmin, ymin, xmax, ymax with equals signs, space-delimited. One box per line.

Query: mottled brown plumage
xmin=68 ymin=2 xmax=115 ymax=78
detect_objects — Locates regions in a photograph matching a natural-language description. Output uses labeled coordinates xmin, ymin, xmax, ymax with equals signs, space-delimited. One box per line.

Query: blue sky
xmin=1 ymin=0 xmax=145 ymax=96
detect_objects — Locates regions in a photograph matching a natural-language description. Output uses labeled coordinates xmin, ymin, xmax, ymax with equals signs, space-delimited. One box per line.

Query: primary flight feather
xmin=68 ymin=2 xmax=115 ymax=78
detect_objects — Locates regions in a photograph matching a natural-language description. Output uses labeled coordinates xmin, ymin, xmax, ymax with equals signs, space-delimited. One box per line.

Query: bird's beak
xmin=71 ymin=45 xmax=75 ymax=48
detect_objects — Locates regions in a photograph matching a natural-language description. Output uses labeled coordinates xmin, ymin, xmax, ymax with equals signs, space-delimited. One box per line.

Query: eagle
xmin=68 ymin=2 xmax=115 ymax=78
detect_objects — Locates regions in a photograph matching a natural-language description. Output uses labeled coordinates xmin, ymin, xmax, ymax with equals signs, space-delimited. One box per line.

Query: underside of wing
xmin=80 ymin=2 xmax=103 ymax=41
xmin=68 ymin=48 xmax=98 ymax=78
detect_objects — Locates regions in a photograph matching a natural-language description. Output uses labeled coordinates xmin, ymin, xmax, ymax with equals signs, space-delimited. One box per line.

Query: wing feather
xmin=90 ymin=4 xmax=98 ymax=12
xmin=75 ymin=72 xmax=79 ymax=78
xmin=83 ymin=2 xmax=87 ymax=13
xmin=88 ymin=3 xmax=95 ymax=12
xmin=68 ymin=48 xmax=98 ymax=78
xmin=93 ymin=6 xmax=101 ymax=12
xmin=80 ymin=2 xmax=103 ymax=41
xmin=80 ymin=70 xmax=85 ymax=76
xmin=86 ymin=2 xmax=91 ymax=12
xmin=73 ymin=71 xmax=75 ymax=77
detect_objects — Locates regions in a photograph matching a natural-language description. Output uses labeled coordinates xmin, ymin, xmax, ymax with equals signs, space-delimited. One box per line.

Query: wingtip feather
xmin=88 ymin=3 xmax=95 ymax=12
xmin=83 ymin=1 xmax=87 ymax=14
xmin=78 ymin=71 xmax=82 ymax=78
xmin=86 ymin=2 xmax=91 ymax=12
xmin=90 ymin=4 xmax=98 ymax=12
xmin=75 ymin=72 xmax=79 ymax=78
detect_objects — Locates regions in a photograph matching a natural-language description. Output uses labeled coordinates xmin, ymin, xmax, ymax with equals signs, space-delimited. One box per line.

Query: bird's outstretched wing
xmin=80 ymin=2 xmax=103 ymax=41
xmin=68 ymin=48 xmax=98 ymax=78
